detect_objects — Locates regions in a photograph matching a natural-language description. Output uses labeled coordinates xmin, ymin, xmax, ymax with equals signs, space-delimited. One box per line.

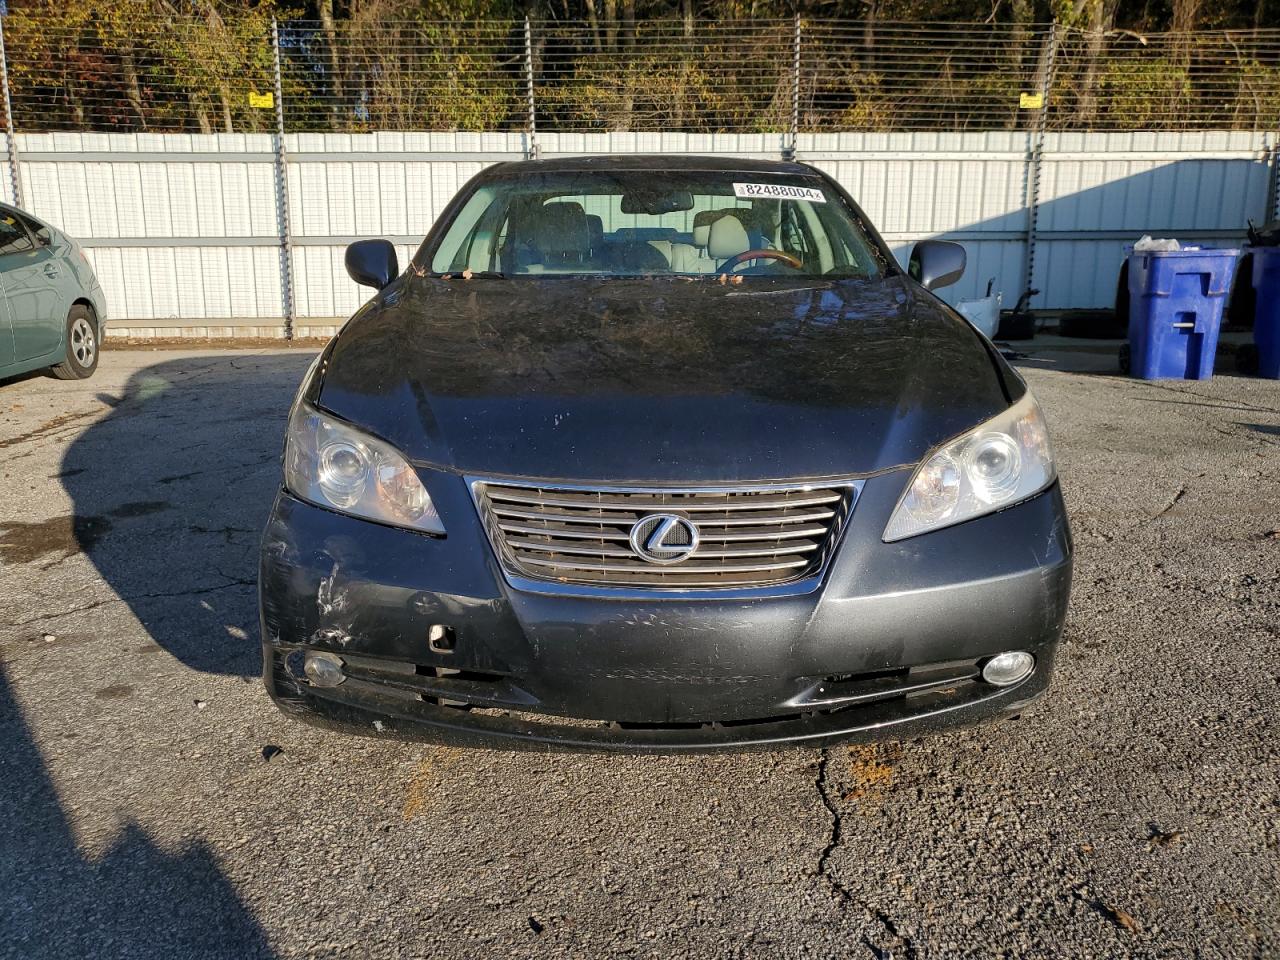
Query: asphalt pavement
xmin=0 ymin=345 xmax=1277 ymax=959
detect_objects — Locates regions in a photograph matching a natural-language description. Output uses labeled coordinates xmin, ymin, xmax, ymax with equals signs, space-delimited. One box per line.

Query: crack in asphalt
xmin=9 ymin=578 xmax=256 ymax=628
xmin=0 ymin=410 xmax=100 ymax=450
xmin=814 ymin=749 xmax=845 ymax=898
xmin=1151 ymin=485 xmax=1188 ymax=519
xmin=814 ymin=749 xmax=919 ymax=960
xmin=1128 ymin=378 xmax=1280 ymax=416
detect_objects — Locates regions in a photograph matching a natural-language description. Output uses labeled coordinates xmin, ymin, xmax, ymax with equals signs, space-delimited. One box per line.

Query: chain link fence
xmin=3 ymin=15 xmax=1280 ymax=135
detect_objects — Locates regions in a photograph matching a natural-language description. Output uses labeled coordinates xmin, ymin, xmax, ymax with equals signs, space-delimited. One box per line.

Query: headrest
xmin=534 ymin=202 xmax=591 ymax=262
xmin=707 ymin=214 xmax=751 ymax=260
xmin=692 ymin=210 xmax=721 ymax=248
xmin=585 ymin=213 xmax=604 ymax=251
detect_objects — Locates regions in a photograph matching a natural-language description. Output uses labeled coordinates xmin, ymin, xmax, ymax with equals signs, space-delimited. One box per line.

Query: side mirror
xmin=345 ymin=239 xmax=399 ymax=290
xmin=909 ymin=240 xmax=966 ymax=291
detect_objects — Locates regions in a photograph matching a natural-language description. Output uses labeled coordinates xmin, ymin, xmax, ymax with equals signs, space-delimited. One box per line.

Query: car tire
xmin=50 ymin=305 xmax=99 ymax=380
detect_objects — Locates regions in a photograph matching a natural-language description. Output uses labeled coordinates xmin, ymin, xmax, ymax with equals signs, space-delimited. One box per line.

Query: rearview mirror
xmin=346 ymin=239 xmax=399 ymax=290
xmin=620 ymin=189 xmax=694 ymax=215
xmin=909 ymin=240 xmax=966 ymax=291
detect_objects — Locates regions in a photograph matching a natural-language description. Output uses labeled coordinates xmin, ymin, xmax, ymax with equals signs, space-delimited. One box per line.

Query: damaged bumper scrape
xmin=258 ymin=463 xmax=1073 ymax=753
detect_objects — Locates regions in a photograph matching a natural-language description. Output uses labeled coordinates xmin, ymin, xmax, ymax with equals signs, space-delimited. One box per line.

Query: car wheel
xmin=50 ymin=306 xmax=99 ymax=380
xmin=1119 ymin=342 xmax=1131 ymax=375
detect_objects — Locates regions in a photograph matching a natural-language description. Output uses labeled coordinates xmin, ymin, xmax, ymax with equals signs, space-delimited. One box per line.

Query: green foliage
xmin=285 ymin=18 xmax=520 ymax=132
xmin=1228 ymin=61 xmax=1280 ymax=130
xmin=6 ymin=1 xmax=279 ymax=134
xmin=537 ymin=56 xmax=788 ymax=133
xmin=2 ymin=2 xmax=1279 ymax=133
xmin=1095 ymin=57 xmax=1191 ymax=127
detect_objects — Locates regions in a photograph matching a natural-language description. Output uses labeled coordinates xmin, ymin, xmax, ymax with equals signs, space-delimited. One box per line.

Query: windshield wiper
xmin=416 ymin=268 xmax=508 ymax=280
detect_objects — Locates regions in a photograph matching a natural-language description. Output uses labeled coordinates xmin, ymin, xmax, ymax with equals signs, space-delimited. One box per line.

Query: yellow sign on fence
xmin=249 ymin=91 xmax=275 ymax=109
xmin=1019 ymin=92 xmax=1044 ymax=110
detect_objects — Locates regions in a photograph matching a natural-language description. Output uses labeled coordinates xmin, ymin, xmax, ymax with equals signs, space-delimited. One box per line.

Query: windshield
xmin=426 ymin=170 xmax=886 ymax=280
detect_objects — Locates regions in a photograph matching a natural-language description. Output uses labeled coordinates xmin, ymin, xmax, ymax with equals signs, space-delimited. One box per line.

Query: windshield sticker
xmin=732 ymin=182 xmax=827 ymax=202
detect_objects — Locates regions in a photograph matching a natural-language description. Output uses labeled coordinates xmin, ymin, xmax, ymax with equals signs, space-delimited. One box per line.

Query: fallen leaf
xmin=1147 ymin=827 xmax=1183 ymax=847
xmin=1105 ymin=905 xmax=1141 ymax=933
xmin=842 ymin=744 xmax=900 ymax=802
xmin=402 ymin=746 xmax=463 ymax=819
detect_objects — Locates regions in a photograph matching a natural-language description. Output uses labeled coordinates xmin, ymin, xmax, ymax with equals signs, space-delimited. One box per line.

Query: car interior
xmin=500 ymin=200 xmax=784 ymax=276
xmin=431 ymin=179 xmax=881 ymax=279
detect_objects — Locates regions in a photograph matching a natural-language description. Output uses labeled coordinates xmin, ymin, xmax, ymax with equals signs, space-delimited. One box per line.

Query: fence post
xmin=0 ymin=16 xmax=22 ymax=208
xmin=782 ymin=14 xmax=801 ymax=161
xmin=1271 ymin=131 xmax=1280 ymax=221
xmin=1023 ymin=22 xmax=1059 ymax=303
xmin=271 ymin=18 xmax=296 ymax=340
xmin=524 ymin=17 xmax=539 ymax=160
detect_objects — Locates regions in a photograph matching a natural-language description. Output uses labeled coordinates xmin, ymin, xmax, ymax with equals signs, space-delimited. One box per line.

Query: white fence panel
xmin=6 ymin=129 xmax=1277 ymax=328
xmin=1032 ymin=130 xmax=1271 ymax=308
xmin=801 ymin=131 xmax=1032 ymax=306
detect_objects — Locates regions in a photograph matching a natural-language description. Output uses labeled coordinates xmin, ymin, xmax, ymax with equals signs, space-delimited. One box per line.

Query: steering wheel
xmin=717 ymin=249 xmax=803 ymax=275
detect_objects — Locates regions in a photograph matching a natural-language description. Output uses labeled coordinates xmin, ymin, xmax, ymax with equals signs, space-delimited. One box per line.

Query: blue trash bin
xmin=1251 ymin=247 xmax=1280 ymax=380
xmin=1126 ymin=248 xmax=1239 ymax=380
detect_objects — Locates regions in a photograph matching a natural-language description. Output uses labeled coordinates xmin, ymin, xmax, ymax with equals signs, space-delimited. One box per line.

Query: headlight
xmin=284 ymin=401 xmax=445 ymax=534
xmin=884 ymin=392 xmax=1055 ymax=542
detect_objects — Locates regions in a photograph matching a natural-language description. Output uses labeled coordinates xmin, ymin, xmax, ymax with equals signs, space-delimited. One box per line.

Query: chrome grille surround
xmin=469 ymin=478 xmax=864 ymax=599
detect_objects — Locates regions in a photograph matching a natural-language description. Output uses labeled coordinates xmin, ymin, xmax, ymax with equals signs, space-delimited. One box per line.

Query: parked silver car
xmin=0 ymin=203 xmax=107 ymax=381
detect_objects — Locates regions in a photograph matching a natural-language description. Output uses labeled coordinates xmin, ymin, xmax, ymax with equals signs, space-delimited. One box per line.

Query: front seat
xmin=585 ymin=213 xmax=605 ymax=259
xmin=513 ymin=202 xmax=592 ymax=273
xmin=707 ymin=214 xmax=751 ymax=268
xmin=670 ymin=210 xmax=720 ymax=273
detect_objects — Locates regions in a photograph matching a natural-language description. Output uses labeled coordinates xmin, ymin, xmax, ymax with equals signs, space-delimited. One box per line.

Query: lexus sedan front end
xmin=259 ymin=155 xmax=1072 ymax=751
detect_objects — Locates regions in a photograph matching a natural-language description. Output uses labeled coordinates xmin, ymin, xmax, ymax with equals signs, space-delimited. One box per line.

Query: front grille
xmin=471 ymin=480 xmax=858 ymax=592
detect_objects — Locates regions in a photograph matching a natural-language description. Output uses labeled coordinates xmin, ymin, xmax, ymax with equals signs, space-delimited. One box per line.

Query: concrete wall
xmin=6 ymin=129 xmax=1275 ymax=335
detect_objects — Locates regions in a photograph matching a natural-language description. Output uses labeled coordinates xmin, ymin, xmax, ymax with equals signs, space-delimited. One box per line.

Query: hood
xmin=318 ymin=275 xmax=1016 ymax=484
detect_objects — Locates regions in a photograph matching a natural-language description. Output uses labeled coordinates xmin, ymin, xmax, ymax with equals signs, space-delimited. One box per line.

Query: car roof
xmin=479 ymin=154 xmax=820 ymax=179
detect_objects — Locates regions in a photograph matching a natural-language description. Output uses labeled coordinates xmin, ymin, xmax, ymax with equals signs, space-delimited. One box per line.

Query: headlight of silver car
xmin=884 ymin=392 xmax=1055 ymax=542
xmin=284 ymin=401 xmax=445 ymax=535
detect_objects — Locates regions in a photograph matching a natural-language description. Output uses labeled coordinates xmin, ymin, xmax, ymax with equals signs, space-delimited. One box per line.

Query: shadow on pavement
xmin=1240 ymin=422 xmax=1280 ymax=436
xmin=59 ymin=351 xmax=316 ymax=677
xmin=0 ymin=661 xmax=275 ymax=958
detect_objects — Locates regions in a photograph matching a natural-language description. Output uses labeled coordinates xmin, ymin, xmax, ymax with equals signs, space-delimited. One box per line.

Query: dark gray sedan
xmin=260 ymin=155 xmax=1073 ymax=751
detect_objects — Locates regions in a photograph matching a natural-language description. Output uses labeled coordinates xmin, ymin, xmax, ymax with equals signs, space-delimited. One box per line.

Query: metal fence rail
xmin=4 ymin=11 xmax=279 ymax=135
xmin=532 ymin=20 xmax=794 ymax=133
xmin=1052 ymin=29 xmax=1280 ymax=132
xmin=802 ymin=22 xmax=1053 ymax=132
xmin=278 ymin=20 xmax=526 ymax=135
xmin=4 ymin=17 xmax=1280 ymax=136
xmin=1 ymin=16 xmax=1277 ymax=336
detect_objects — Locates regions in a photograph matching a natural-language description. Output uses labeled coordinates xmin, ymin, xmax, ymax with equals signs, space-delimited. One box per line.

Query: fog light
xmin=981 ymin=651 xmax=1035 ymax=687
xmin=303 ymin=651 xmax=346 ymax=688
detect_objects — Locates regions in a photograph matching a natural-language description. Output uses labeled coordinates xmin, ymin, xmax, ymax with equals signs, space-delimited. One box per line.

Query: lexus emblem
xmin=629 ymin=514 xmax=699 ymax=565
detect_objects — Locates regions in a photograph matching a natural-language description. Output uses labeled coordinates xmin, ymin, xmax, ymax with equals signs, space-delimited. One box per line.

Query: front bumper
xmin=259 ymin=469 xmax=1072 ymax=752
